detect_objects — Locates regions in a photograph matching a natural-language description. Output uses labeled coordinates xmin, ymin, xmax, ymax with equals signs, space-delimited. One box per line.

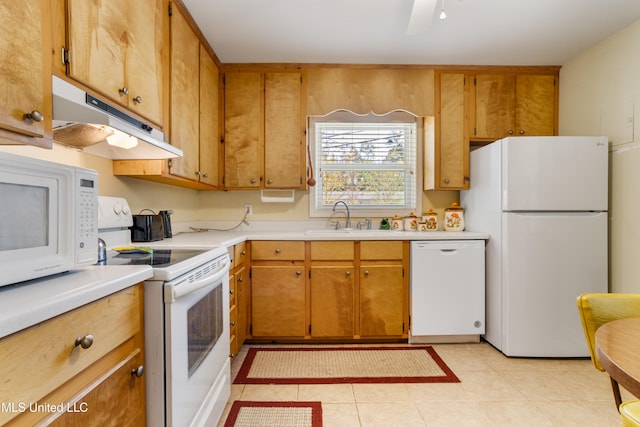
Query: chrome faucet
xmin=332 ymin=201 xmax=351 ymax=229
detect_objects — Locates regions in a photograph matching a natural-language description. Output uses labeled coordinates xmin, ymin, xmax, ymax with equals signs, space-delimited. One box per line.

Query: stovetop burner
xmin=106 ymin=248 xmax=211 ymax=268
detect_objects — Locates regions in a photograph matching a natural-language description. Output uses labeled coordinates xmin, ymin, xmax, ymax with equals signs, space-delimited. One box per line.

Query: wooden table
xmin=595 ymin=317 xmax=640 ymax=400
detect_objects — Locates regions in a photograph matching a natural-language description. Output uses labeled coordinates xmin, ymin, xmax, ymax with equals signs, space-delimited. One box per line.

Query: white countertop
xmin=0 ymin=265 xmax=152 ymax=339
xmin=147 ymin=224 xmax=489 ymax=250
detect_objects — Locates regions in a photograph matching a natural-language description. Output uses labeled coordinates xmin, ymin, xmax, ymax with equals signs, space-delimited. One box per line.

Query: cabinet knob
xmin=296 ymin=270 xmax=302 ymax=276
xmin=346 ymin=270 xmax=351 ymax=277
xmin=229 ymin=289 xmax=234 ymax=294
xmin=230 ymin=321 xmax=236 ymax=326
xmin=507 ymin=130 xmax=514 ymax=135
xmin=267 ymin=179 xmax=273 ymax=184
xmin=275 ymin=248 xmax=281 ymax=254
xmin=24 ymin=110 xmax=43 ymax=123
xmin=251 ymin=178 xmax=257 ymax=184
xmin=131 ymin=365 xmax=144 ymax=378
xmin=133 ymin=95 xmax=143 ymax=104
xmin=74 ymin=334 xmax=94 ymax=349
xmin=195 ymin=171 xmax=201 ymax=176
xmin=241 ymin=250 xmax=246 ymax=256
xmin=364 ymin=270 xmax=369 ymax=277
xmin=119 ymin=87 xmax=129 ymax=96
xmin=238 ymin=276 xmax=243 ymax=283
xmin=203 ymin=173 xmax=209 ymax=178
xmin=443 ymin=178 xmax=450 ymax=184
xmin=519 ymin=130 xmax=525 ymax=135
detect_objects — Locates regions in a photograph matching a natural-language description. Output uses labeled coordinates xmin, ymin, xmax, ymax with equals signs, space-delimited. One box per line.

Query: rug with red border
xmin=233 ymin=346 xmax=460 ymax=385
xmin=223 ymin=401 xmax=322 ymax=427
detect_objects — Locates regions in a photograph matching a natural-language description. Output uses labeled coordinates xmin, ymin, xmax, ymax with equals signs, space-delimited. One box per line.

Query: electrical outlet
xmin=244 ymin=204 xmax=253 ymax=216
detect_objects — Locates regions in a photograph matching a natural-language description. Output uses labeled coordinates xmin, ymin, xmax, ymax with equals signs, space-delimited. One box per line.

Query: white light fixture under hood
xmin=51 ymin=76 xmax=183 ymax=160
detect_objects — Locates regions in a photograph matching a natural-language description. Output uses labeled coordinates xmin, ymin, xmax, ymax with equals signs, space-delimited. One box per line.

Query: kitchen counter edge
xmin=0 ymin=265 xmax=153 ymax=339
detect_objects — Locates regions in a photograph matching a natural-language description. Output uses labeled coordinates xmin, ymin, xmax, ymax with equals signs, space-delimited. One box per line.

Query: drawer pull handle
xmin=131 ymin=365 xmax=144 ymax=378
xmin=74 ymin=334 xmax=94 ymax=349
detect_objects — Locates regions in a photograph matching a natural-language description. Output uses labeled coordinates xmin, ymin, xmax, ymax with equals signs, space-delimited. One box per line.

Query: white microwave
xmin=0 ymin=152 xmax=99 ymax=287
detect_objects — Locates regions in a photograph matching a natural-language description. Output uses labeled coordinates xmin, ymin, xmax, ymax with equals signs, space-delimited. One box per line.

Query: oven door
xmin=164 ymin=256 xmax=230 ymax=427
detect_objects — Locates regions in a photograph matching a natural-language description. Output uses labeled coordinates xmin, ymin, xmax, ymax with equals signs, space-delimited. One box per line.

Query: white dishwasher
xmin=410 ymin=240 xmax=485 ymax=343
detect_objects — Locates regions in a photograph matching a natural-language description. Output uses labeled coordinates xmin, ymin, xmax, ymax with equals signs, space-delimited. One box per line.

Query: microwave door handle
xmin=165 ymin=260 xmax=230 ymax=302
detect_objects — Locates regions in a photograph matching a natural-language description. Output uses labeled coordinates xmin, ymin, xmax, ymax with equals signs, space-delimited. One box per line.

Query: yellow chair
xmin=621 ymin=400 xmax=640 ymax=426
xmin=576 ymin=293 xmax=640 ymax=409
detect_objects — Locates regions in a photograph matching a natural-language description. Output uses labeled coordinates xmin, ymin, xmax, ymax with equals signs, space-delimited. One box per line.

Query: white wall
xmin=559 ymin=19 xmax=640 ymax=292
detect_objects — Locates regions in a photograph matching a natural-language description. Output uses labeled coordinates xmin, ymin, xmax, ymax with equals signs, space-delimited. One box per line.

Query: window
xmin=309 ymin=111 xmax=421 ymax=217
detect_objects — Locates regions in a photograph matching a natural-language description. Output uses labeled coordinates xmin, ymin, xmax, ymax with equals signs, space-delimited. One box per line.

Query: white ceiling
xmin=182 ymin=0 xmax=640 ymax=66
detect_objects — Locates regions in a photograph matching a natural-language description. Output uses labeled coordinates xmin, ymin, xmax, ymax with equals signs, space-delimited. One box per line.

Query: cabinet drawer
xmin=311 ymin=241 xmax=354 ymax=260
xmin=251 ymin=241 xmax=305 ymax=260
xmin=0 ymin=287 xmax=141 ymax=424
xmin=235 ymin=241 xmax=248 ymax=266
xmin=229 ymin=274 xmax=236 ymax=307
xmin=360 ymin=241 xmax=404 ymax=260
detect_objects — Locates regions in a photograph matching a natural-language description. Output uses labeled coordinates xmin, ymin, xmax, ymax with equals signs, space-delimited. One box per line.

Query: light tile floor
xmin=218 ymin=342 xmax=631 ymax=426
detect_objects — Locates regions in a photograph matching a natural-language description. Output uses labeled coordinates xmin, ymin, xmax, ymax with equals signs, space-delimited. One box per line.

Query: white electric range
xmin=98 ymin=196 xmax=230 ymax=427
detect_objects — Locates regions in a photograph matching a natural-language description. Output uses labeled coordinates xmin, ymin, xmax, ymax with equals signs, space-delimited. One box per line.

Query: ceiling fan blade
xmin=406 ymin=0 xmax=438 ymax=35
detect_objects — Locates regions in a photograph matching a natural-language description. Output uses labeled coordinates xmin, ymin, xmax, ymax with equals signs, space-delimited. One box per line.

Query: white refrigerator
xmin=460 ymin=136 xmax=608 ymax=357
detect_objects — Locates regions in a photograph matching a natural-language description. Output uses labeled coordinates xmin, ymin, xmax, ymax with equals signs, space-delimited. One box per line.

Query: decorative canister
xmin=422 ymin=208 xmax=439 ymax=231
xmin=418 ymin=221 xmax=428 ymax=232
xmin=444 ymin=202 xmax=465 ymax=231
xmin=390 ymin=215 xmax=404 ymax=231
xmin=404 ymin=212 xmax=418 ymax=231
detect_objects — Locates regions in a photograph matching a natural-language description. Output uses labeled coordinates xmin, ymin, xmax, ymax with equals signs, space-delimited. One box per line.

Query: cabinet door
xmin=168 ymin=6 xmax=200 ymax=180
xmin=47 ymin=350 xmax=146 ymax=427
xmin=473 ymin=74 xmax=516 ymax=139
xmin=310 ymin=266 xmax=354 ymax=337
xmin=0 ymin=1 xmax=47 ymax=140
xmin=125 ymin=0 xmax=163 ymax=124
xmin=359 ymin=265 xmax=404 ymax=336
xmin=251 ymin=266 xmax=305 ymax=337
xmin=67 ymin=0 xmax=128 ymax=106
xmin=515 ymin=75 xmax=556 ymax=136
xmin=431 ymin=72 xmax=469 ymax=189
xmin=264 ymin=73 xmax=304 ymax=189
xmin=199 ymin=46 xmax=220 ymax=186
xmin=224 ymin=72 xmax=262 ymax=188
xmin=236 ymin=266 xmax=249 ymax=345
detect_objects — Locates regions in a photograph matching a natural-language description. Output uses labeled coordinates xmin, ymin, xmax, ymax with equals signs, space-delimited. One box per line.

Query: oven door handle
xmin=165 ymin=260 xmax=230 ymax=302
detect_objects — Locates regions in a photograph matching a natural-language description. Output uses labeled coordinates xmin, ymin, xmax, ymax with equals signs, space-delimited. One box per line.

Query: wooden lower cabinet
xmin=310 ymin=266 xmax=354 ymax=337
xmin=251 ymin=265 xmax=306 ymax=337
xmin=359 ymin=265 xmax=405 ymax=337
xmin=248 ymin=240 xmax=408 ymax=341
xmin=0 ymin=285 xmax=145 ymax=427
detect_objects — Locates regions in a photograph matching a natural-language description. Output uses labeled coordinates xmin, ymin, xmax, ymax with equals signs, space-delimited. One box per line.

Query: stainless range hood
xmin=52 ymin=76 xmax=182 ymax=160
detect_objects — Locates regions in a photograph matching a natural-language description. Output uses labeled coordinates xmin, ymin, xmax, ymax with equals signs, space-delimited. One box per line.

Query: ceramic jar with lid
xmin=404 ymin=212 xmax=418 ymax=231
xmin=444 ymin=202 xmax=465 ymax=231
xmin=422 ymin=208 xmax=439 ymax=231
xmin=390 ymin=215 xmax=404 ymax=230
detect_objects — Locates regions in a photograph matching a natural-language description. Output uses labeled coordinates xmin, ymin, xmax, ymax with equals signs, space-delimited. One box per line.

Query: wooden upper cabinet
xmin=428 ymin=71 xmax=470 ymax=190
xmin=0 ymin=0 xmax=51 ymax=146
xmin=264 ymin=72 xmax=305 ymax=189
xmin=223 ymin=70 xmax=306 ymax=190
xmin=224 ymin=72 xmax=262 ymax=188
xmin=168 ymin=5 xmax=200 ymax=181
xmin=473 ymin=73 xmax=557 ymax=140
xmin=66 ymin=0 xmax=164 ymax=125
xmin=199 ymin=46 xmax=221 ymax=186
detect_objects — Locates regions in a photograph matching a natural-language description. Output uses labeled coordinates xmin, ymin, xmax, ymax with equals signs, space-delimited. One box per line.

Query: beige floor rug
xmin=223 ymin=401 xmax=322 ymax=427
xmin=234 ymin=346 xmax=460 ymax=384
